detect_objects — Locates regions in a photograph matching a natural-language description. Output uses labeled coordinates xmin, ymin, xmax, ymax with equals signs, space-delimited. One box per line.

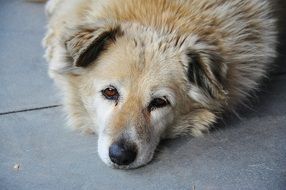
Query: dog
xmin=42 ymin=0 xmax=277 ymax=169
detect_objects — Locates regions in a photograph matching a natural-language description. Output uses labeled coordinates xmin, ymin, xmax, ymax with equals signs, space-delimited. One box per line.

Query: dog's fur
xmin=43 ymin=0 xmax=277 ymax=168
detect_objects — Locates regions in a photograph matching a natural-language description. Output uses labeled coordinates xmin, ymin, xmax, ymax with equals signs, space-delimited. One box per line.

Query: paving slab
xmin=0 ymin=75 xmax=285 ymax=190
xmin=0 ymin=0 xmax=46 ymax=33
xmin=0 ymin=0 xmax=60 ymax=113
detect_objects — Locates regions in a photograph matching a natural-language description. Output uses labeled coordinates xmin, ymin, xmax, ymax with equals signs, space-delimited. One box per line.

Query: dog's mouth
xmin=109 ymin=150 xmax=155 ymax=169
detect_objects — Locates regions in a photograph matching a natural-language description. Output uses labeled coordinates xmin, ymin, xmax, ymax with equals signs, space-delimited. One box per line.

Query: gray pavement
xmin=0 ymin=1 xmax=285 ymax=190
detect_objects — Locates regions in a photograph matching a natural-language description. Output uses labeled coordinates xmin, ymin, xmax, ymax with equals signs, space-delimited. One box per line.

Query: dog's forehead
xmin=90 ymin=33 xmax=186 ymax=90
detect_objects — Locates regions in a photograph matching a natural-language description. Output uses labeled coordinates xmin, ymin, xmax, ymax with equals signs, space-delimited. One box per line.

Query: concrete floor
xmin=0 ymin=1 xmax=285 ymax=189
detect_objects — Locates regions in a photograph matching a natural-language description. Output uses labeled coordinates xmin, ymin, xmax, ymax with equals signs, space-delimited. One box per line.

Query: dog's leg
xmin=165 ymin=109 xmax=217 ymax=138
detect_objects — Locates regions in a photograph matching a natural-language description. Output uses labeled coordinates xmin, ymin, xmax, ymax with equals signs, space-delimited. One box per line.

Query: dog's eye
xmin=102 ymin=86 xmax=119 ymax=101
xmin=148 ymin=97 xmax=169 ymax=112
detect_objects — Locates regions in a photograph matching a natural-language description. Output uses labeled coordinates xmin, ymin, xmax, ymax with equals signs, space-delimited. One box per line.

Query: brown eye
xmin=102 ymin=86 xmax=119 ymax=101
xmin=148 ymin=97 xmax=169 ymax=112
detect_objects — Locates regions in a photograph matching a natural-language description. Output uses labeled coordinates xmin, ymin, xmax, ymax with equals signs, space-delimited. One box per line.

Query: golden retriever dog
xmin=43 ymin=0 xmax=277 ymax=169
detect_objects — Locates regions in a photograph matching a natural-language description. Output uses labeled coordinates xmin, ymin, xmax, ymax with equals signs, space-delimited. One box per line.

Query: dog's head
xmin=52 ymin=20 xmax=228 ymax=169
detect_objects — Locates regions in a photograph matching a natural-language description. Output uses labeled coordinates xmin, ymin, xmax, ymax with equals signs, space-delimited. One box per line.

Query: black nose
xmin=109 ymin=141 xmax=137 ymax=165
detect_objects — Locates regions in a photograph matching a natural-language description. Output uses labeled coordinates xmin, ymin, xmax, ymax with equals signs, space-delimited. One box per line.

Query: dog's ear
xmin=63 ymin=22 xmax=123 ymax=69
xmin=48 ymin=22 xmax=123 ymax=75
xmin=186 ymin=50 xmax=228 ymax=105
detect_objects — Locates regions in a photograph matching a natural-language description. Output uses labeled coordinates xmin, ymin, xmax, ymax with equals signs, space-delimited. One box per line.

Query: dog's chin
xmin=107 ymin=152 xmax=155 ymax=170
xmin=98 ymin=148 xmax=155 ymax=169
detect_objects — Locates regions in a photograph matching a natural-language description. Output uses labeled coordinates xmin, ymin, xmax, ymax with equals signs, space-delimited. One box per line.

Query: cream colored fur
xmin=43 ymin=0 xmax=277 ymax=168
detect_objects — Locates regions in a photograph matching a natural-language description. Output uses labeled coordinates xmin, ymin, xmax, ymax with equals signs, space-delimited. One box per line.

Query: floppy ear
xmin=65 ymin=23 xmax=123 ymax=68
xmin=53 ymin=21 xmax=123 ymax=74
xmin=186 ymin=50 xmax=228 ymax=103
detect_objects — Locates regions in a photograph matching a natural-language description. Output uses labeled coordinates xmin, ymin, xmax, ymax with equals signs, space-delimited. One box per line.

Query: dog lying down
xmin=43 ymin=0 xmax=277 ymax=169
